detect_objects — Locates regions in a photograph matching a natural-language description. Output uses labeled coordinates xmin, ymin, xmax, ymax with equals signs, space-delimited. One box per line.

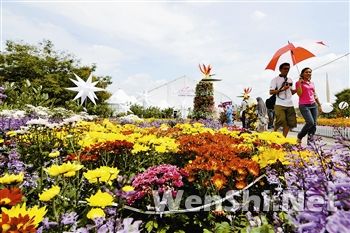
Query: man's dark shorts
xmin=274 ymin=105 xmax=297 ymax=129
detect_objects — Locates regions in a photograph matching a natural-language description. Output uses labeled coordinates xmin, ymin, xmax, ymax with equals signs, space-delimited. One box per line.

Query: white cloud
xmin=109 ymin=73 xmax=167 ymax=97
xmin=251 ymin=10 xmax=266 ymax=21
xmin=2 ymin=2 xmax=348 ymax=109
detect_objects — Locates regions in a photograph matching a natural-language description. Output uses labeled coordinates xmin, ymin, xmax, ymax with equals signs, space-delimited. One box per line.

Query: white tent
xmin=107 ymin=89 xmax=137 ymax=114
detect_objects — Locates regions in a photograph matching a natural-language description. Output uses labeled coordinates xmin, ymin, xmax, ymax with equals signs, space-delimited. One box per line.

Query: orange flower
xmin=235 ymin=175 xmax=246 ymax=181
xmin=199 ymin=64 xmax=213 ymax=78
xmin=211 ymin=173 xmax=227 ymax=190
xmin=0 ymin=188 xmax=22 ymax=207
xmin=237 ymin=167 xmax=247 ymax=175
xmin=180 ymin=132 xmax=260 ymax=190
xmin=247 ymin=163 xmax=260 ymax=176
xmin=235 ymin=181 xmax=247 ymax=189
xmin=222 ymin=167 xmax=232 ymax=176
xmin=187 ymin=175 xmax=196 ymax=182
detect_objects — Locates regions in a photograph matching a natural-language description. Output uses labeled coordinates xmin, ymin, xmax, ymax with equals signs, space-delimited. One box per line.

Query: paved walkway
xmin=234 ymin=122 xmax=338 ymax=147
xmin=287 ymin=130 xmax=337 ymax=147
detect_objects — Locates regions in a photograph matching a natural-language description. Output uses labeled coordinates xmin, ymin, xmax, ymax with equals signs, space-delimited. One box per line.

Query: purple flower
xmin=61 ymin=212 xmax=78 ymax=225
xmin=117 ymin=218 xmax=142 ymax=233
xmin=326 ymin=210 xmax=350 ymax=233
xmin=7 ymin=149 xmax=25 ymax=173
xmin=0 ymin=93 xmax=7 ymax=99
xmin=285 ymin=136 xmax=350 ymax=232
xmin=93 ymin=217 xmax=105 ymax=227
xmin=75 ymin=228 xmax=89 ymax=233
xmin=41 ymin=217 xmax=58 ymax=230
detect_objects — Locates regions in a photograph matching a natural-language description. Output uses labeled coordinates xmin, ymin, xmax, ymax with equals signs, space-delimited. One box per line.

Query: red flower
xmin=66 ymin=140 xmax=133 ymax=162
xmin=0 ymin=188 xmax=22 ymax=207
xmin=0 ymin=212 xmax=36 ymax=233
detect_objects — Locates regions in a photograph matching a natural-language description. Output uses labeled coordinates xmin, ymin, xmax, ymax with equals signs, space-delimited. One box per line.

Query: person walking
xmin=295 ymin=67 xmax=322 ymax=144
xmin=269 ymin=63 xmax=297 ymax=137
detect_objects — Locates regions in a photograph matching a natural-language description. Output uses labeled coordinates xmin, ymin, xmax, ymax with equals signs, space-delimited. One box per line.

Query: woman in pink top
xmin=295 ymin=67 xmax=322 ymax=144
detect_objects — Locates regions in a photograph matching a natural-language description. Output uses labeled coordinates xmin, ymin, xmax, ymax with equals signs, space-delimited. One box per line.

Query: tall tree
xmin=0 ymin=40 xmax=113 ymax=116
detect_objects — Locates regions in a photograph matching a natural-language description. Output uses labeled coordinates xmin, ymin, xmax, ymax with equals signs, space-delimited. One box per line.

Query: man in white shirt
xmin=269 ymin=63 xmax=297 ymax=137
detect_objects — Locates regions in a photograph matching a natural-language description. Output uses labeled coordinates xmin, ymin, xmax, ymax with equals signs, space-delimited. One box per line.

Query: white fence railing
xmin=292 ymin=124 xmax=350 ymax=139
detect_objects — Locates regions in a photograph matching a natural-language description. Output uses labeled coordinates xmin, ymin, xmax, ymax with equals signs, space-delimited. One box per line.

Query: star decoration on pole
xmin=66 ymin=73 xmax=104 ymax=105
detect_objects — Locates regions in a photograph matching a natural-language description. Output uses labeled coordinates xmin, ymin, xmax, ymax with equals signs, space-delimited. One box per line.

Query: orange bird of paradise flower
xmin=199 ymin=64 xmax=214 ymax=78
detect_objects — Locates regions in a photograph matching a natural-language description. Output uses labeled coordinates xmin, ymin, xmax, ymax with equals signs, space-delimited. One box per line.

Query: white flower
xmin=14 ymin=110 xmax=26 ymax=119
xmin=26 ymin=118 xmax=50 ymax=126
xmin=63 ymin=115 xmax=82 ymax=124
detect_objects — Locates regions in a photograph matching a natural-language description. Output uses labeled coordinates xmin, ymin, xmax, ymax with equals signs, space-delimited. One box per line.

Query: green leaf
xmin=145 ymin=220 xmax=155 ymax=232
xmin=214 ymin=222 xmax=231 ymax=233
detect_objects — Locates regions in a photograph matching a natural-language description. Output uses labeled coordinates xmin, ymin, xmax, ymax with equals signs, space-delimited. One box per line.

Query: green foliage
xmin=129 ymin=104 xmax=174 ymax=119
xmin=213 ymin=222 xmax=232 ymax=233
xmin=333 ymin=88 xmax=350 ymax=117
xmin=0 ymin=40 xmax=113 ymax=116
xmin=1 ymin=80 xmax=56 ymax=109
xmin=192 ymin=81 xmax=215 ymax=120
xmin=130 ymin=104 xmax=145 ymax=117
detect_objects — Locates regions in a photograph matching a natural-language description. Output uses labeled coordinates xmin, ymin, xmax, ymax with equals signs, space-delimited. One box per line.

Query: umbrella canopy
xmin=265 ymin=42 xmax=315 ymax=71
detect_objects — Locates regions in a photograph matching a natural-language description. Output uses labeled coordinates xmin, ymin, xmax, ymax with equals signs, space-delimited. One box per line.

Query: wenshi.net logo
xmin=143 ymin=189 xmax=337 ymax=214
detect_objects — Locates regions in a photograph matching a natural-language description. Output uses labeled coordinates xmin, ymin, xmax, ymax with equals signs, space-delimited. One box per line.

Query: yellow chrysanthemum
xmin=176 ymin=123 xmax=214 ymax=135
xmin=45 ymin=162 xmax=84 ymax=177
xmin=38 ymin=185 xmax=60 ymax=202
xmin=255 ymin=131 xmax=298 ymax=145
xmin=289 ymin=149 xmax=317 ymax=164
xmin=87 ymin=208 xmax=105 ymax=220
xmin=83 ymin=166 xmax=120 ymax=184
xmin=252 ymin=148 xmax=289 ymax=168
xmin=155 ymin=145 xmax=167 ymax=153
xmin=1 ymin=203 xmax=47 ymax=227
xmin=86 ymin=190 xmax=114 ymax=208
xmin=48 ymin=150 xmax=60 ymax=158
xmin=131 ymin=143 xmax=150 ymax=154
xmin=0 ymin=173 xmax=24 ymax=185
xmin=121 ymin=185 xmax=134 ymax=192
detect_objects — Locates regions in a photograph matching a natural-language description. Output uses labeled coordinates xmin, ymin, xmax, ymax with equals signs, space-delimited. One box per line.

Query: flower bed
xmin=0 ymin=112 xmax=349 ymax=232
xmin=297 ymin=117 xmax=350 ymax=127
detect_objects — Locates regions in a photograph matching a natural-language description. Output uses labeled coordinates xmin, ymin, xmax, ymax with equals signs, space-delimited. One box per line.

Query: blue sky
xmin=2 ymin=0 xmax=349 ymax=106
